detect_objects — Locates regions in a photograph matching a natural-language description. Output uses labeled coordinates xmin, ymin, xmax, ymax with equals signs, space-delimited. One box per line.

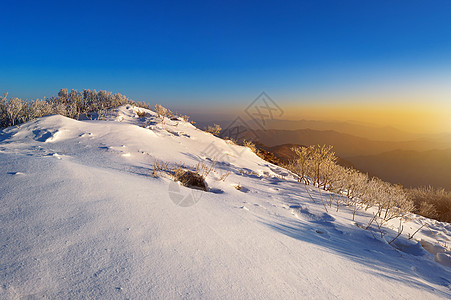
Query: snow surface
xmin=0 ymin=105 xmax=450 ymax=299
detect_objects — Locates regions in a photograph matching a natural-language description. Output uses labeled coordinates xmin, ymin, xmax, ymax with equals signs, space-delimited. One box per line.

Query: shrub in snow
xmin=135 ymin=110 xmax=148 ymax=118
xmin=173 ymin=169 xmax=208 ymax=191
xmin=205 ymin=124 xmax=222 ymax=136
xmin=179 ymin=114 xmax=191 ymax=122
xmin=242 ymin=139 xmax=257 ymax=153
xmin=154 ymin=104 xmax=174 ymax=123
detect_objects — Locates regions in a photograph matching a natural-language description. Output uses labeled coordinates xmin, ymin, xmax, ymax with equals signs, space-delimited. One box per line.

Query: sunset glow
xmin=281 ymin=101 xmax=451 ymax=134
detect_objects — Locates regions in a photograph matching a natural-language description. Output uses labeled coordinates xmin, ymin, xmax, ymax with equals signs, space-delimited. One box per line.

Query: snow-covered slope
xmin=0 ymin=105 xmax=450 ymax=299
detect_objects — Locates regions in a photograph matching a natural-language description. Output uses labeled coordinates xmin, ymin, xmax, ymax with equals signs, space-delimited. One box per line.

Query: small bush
xmin=173 ymin=170 xmax=208 ymax=191
xmin=205 ymin=124 xmax=222 ymax=135
xmin=243 ymin=140 xmax=258 ymax=153
xmin=180 ymin=114 xmax=191 ymax=122
xmin=136 ymin=110 xmax=147 ymax=118
xmin=154 ymin=104 xmax=174 ymax=122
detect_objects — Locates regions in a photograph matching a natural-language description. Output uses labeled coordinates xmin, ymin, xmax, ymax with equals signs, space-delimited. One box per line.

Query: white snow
xmin=0 ymin=105 xmax=450 ymax=299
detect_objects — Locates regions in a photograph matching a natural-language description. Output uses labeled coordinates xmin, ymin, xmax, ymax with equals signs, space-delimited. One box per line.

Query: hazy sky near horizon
xmin=1 ymin=0 xmax=450 ymax=133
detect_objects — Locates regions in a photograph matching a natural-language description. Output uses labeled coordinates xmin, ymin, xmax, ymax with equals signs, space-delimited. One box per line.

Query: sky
xmin=1 ymin=0 xmax=451 ymax=133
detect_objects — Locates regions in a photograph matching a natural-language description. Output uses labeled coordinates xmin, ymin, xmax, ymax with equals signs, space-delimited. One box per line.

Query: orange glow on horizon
xmin=282 ymin=101 xmax=450 ymax=134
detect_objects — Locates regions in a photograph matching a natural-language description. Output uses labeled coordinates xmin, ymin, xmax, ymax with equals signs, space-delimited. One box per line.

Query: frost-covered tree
xmin=290 ymin=146 xmax=313 ymax=184
xmin=0 ymin=89 xmax=142 ymax=129
xmin=83 ymin=89 xmax=98 ymax=112
xmin=290 ymin=145 xmax=337 ymax=188
xmin=58 ymin=88 xmax=69 ymax=103
xmin=342 ymin=168 xmax=368 ymax=220
xmin=4 ymin=97 xmax=24 ymax=126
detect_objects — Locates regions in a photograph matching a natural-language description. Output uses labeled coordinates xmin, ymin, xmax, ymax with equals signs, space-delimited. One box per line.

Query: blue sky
xmin=1 ymin=0 xmax=451 ymax=117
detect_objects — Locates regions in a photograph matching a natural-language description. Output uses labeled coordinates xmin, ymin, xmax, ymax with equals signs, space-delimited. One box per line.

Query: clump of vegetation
xmin=243 ymin=139 xmax=258 ymax=153
xmin=234 ymin=140 xmax=280 ymax=165
xmin=205 ymin=124 xmax=222 ymax=136
xmin=194 ymin=161 xmax=216 ymax=178
xmin=407 ymin=186 xmax=451 ymax=223
xmin=225 ymin=138 xmax=238 ymax=145
xmin=152 ymin=159 xmax=213 ymax=192
xmin=179 ymin=114 xmax=191 ymax=122
xmin=241 ymin=139 xmax=281 ymax=164
xmin=217 ymin=171 xmax=231 ymax=182
xmin=171 ymin=161 xmax=214 ymax=191
xmin=173 ymin=169 xmax=208 ymax=191
xmin=154 ymin=104 xmax=174 ymax=123
xmin=0 ymin=89 xmax=153 ymax=129
xmin=135 ymin=109 xmax=148 ymax=118
xmin=152 ymin=160 xmax=170 ymax=177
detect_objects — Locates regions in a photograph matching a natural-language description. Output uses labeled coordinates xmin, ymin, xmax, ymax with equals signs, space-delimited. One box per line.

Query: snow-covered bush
xmin=154 ymin=104 xmax=174 ymax=122
xmin=3 ymin=97 xmax=24 ymax=126
xmin=135 ymin=109 xmax=148 ymax=118
xmin=179 ymin=114 xmax=191 ymax=122
xmin=243 ymin=139 xmax=258 ymax=153
xmin=205 ymin=124 xmax=222 ymax=136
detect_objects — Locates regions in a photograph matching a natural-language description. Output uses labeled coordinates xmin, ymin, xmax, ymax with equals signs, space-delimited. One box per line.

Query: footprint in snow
xmin=79 ymin=132 xmax=93 ymax=138
xmin=290 ymin=205 xmax=343 ymax=237
xmin=33 ymin=129 xmax=60 ymax=142
xmin=315 ymin=229 xmax=330 ymax=238
xmin=45 ymin=153 xmax=63 ymax=159
xmin=7 ymin=172 xmax=25 ymax=176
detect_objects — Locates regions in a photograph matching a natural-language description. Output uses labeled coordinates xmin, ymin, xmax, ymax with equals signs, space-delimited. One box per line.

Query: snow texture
xmin=0 ymin=106 xmax=450 ymax=299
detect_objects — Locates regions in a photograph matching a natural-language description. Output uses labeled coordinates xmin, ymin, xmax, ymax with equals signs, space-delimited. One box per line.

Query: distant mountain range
xmin=246 ymin=128 xmax=451 ymax=158
xmin=348 ymin=149 xmax=451 ymax=190
xmin=258 ymin=119 xmax=423 ymax=141
xmin=195 ymin=118 xmax=434 ymax=142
